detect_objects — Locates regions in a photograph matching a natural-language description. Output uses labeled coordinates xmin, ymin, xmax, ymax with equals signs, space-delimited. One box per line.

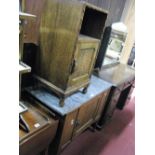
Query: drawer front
xmin=68 ymin=41 xmax=99 ymax=86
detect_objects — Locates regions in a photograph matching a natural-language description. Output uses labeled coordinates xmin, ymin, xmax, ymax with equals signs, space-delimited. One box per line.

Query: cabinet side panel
xmin=36 ymin=0 xmax=84 ymax=90
xmin=24 ymin=0 xmax=46 ymax=44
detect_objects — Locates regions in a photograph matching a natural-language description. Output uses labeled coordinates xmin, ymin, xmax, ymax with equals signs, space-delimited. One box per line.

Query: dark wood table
xmin=19 ymin=99 xmax=58 ymax=155
xmin=94 ymin=63 xmax=135 ymax=127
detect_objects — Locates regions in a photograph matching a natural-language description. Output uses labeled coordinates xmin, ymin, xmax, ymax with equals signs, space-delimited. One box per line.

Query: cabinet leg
xmin=44 ymin=148 xmax=48 ymax=155
xmin=59 ymin=98 xmax=65 ymax=107
xmin=82 ymin=86 xmax=88 ymax=94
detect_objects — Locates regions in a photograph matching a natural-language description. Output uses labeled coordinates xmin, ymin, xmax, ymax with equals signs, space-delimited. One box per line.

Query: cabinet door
xmin=60 ymin=110 xmax=78 ymax=149
xmin=73 ymin=95 xmax=100 ymax=137
xmin=68 ymin=41 xmax=99 ymax=87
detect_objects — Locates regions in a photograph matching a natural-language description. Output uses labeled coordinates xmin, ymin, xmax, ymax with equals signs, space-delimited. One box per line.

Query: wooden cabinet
xmin=49 ymin=90 xmax=109 ymax=155
xmin=73 ymin=95 xmax=100 ymax=136
xmin=25 ymin=75 xmax=112 ymax=154
xmin=34 ymin=0 xmax=108 ymax=106
xmin=99 ymin=82 xmax=135 ymax=127
xmin=68 ymin=35 xmax=100 ymax=89
xmin=19 ymin=100 xmax=58 ymax=155
xmin=95 ymin=63 xmax=135 ymax=127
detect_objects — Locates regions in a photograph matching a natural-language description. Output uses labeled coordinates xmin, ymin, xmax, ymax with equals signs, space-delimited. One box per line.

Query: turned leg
xmin=82 ymin=86 xmax=88 ymax=94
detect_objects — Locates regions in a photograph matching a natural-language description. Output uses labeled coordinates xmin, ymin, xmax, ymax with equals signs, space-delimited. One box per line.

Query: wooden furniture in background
xmin=19 ymin=99 xmax=58 ymax=155
xmin=22 ymin=0 xmax=127 ymax=43
xmin=19 ymin=12 xmax=36 ymax=60
xmin=95 ymin=63 xmax=135 ymax=127
xmin=34 ymin=0 xmax=108 ymax=106
xmin=23 ymin=0 xmax=47 ymax=44
xmin=19 ymin=11 xmax=36 ymax=101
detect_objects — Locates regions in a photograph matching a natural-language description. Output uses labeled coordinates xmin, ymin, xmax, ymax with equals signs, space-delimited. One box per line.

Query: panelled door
xmin=73 ymin=95 xmax=101 ymax=137
xmin=68 ymin=41 xmax=99 ymax=87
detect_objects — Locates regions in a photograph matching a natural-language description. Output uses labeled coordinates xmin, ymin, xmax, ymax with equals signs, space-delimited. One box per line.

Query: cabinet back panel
xmin=80 ymin=7 xmax=107 ymax=39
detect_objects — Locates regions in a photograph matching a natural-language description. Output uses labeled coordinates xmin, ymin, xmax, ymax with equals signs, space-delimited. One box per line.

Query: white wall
xmin=120 ymin=0 xmax=135 ymax=64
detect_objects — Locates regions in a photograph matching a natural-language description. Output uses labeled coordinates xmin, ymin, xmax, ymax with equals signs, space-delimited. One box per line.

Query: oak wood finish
xmin=22 ymin=0 xmax=127 ymax=45
xmin=19 ymin=100 xmax=58 ymax=155
xmin=23 ymin=0 xmax=47 ymax=44
xmin=73 ymin=95 xmax=101 ymax=137
xmin=34 ymin=0 xmax=108 ymax=106
xmin=59 ymin=110 xmax=79 ymax=150
xmin=48 ymin=89 xmax=110 ymax=155
xmin=25 ymin=87 xmax=110 ymax=155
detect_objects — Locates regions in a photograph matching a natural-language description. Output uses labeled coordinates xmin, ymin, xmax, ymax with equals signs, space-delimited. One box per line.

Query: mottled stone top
xmin=26 ymin=75 xmax=112 ymax=116
xmin=97 ymin=63 xmax=135 ymax=86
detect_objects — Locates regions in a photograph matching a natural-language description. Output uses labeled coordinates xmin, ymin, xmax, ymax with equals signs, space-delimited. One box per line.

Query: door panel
xmin=68 ymin=40 xmax=99 ymax=86
xmin=73 ymin=96 xmax=100 ymax=136
xmin=60 ymin=110 xmax=78 ymax=148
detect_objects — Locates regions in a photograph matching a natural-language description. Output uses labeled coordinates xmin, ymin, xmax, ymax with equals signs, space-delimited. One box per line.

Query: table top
xmin=26 ymin=75 xmax=112 ymax=116
xmin=97 ymin=63 xmax=135 ymax=86
xmin=19 ymin=101 xmax=50 ymax=142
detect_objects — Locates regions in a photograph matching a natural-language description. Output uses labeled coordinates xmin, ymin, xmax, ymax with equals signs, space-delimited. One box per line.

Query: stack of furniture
xmin=19 ymin=2 xmax=59 ymax=155
xmin=25 ymin=75 xmax=112 ymax=154
xmin=19 ymin=1 xmax=135 ymax=155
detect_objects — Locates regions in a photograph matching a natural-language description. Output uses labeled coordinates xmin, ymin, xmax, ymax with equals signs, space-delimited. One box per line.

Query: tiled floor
xmin=61 ymin=95 xmax=135 ymax=155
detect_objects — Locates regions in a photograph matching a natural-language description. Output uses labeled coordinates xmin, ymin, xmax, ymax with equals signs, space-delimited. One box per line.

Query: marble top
xmin=26 ymin=75 xmax=112 ymax=116
xmin=97 ymin=63 xmax=135 ymax=86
